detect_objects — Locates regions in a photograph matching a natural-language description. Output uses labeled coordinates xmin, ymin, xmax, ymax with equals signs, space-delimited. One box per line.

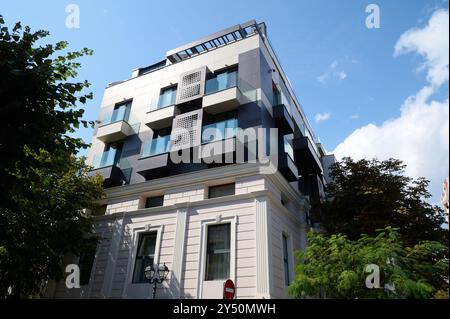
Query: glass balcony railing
xmin=202 ymin=119 xmax=237 ymax=143
xmin=149 ymin=89 xmax=177 ymax=112
xmin=101 ymin=104 xmax=131 ymax=126
xmin=92 ymin=148 xmax=122 ymax=169
xmin=205 ymin=70 xmax=238 ymax=95
xmin=142 ymin=135 xmax=171 ymax=158
xmin=284 ymin=135 xmax=295 ymax=161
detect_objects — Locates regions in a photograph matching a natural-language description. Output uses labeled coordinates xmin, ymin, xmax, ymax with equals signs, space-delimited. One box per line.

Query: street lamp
xmin=144 ymin=263 xmax=169 ymax=299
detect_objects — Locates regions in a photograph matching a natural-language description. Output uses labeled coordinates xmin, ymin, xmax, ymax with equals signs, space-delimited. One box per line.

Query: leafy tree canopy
xmin=315 ymin=157 xmax=448 ymax=246
xmin=289 ymin=227 xmax=449 ymax=299
xmin=0 ymin=15 xmax=104 ymax=298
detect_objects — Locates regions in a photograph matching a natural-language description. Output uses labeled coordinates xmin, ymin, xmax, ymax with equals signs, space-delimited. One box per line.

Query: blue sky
xmin=1 ymin=0 xmax=448 ymax=203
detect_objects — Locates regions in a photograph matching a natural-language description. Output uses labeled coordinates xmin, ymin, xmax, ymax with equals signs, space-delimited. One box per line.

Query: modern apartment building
xmin=48 ymin=20 xmax=335 ymax=299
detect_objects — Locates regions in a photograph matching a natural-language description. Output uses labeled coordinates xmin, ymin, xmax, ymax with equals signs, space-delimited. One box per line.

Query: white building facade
xmin=47 ymin=20 xmax=334 ymax=299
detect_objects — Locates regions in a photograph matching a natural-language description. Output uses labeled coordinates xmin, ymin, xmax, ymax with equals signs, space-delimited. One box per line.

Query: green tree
xmin=288 ymin=227 xmax=449 ymax=299
xmin=0 ymin=16 xmax=104 ymax=298
xmin=315 ymin=157 xmax=448 ymax=246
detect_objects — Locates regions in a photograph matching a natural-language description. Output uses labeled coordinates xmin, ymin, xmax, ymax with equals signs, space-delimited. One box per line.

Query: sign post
xmin=223 ymin=279 xmax=236 ymax=299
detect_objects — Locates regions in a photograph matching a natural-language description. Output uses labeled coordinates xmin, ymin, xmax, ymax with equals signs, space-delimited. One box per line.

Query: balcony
xmin=200 ymin=119 xmax=237 ymax=162
xmin=277 ymin=137 xmax=297 ymax=181
xmin=144 ymin=88 xmax=179 ymax=130
xmin=88 ymin=149 xmax=125 ymax=187
xmin=202 ymin=70 xmax=243 ymax=114
xmin=201 ymin=119 xmax=237 ymax=143
xmin=142 ymin=135 xmax=171 ymax=158
xmin=96 ymin=107 xmax=133 ymax=142
xmin=273 ymin=104 xmax=294 ymax=134
xmin=278 ymin=153 xmax=298 ymax=182
xmin=292 ymin=136 xmax=322 ymax=175
xmin=136 ymin=135 xmax=171 ymax=179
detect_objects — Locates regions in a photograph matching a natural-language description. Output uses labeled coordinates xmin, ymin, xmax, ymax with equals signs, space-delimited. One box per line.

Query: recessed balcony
xmin=96 ymin=105 xmax=134 ymax=143
xmin=273 ymin=104 xmax=294 ymax=134
xmin=278 ymin=153 xmax=298 ymax=182
xmin=88 ymin=149 xmax=125 ymax=187
xmin=136 ymin=135 xmax=171 ymax=179
xmin=199 ymin=119 xmax=237 ymax=162
xmin=144 ymin=105 xmax=179 ymax=130
xmin=202 ymin=70 xmax=243 ymax=114
xmin=96 ymin=120 xmax=134 ymax=143
xmin=145 ymin=88 xmax=179 ymax=130
xmin=293 ymin=136 xmax=322 ymax=175
xmin=203 ymin=87 xmax=244 ymax=114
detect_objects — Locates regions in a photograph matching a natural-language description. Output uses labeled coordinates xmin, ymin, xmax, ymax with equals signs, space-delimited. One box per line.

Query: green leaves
xmin=316 ymin=157 xmax=448 ymax=247
xmin=0 ymin=16 xmax=103 ymax=298
xmin=289 ymin=228 xmax=448 ymax=299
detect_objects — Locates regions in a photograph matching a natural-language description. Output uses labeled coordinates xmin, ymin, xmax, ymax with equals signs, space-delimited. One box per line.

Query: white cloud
xmin=350 ymin=114 xmax=359 ymax=120
xmin=317 ymin=61 xmax=348 ymax=83
xmin=317 ymin=73 xmax=330 ymax=84
xmin=333 ymin=9 xmax=449 ymax=203
xmin=315 ymin=112 xmax=331 ymax=123
xmin=338 ymin=71 xmax=347 ymax=80
xmin=394 ymin=9 xmax=449 ymax=87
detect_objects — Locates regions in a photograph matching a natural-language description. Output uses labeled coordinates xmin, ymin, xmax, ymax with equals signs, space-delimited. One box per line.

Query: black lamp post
xmin=144 ymin=263 xmax=169 ymax=299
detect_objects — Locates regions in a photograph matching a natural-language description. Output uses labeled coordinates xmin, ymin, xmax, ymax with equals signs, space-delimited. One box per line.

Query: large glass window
xmin=99 ymin=142 xmax=123 ymax=168
xmin=272 ymin=82 xmax=282 ymax=106
xmin=132 ymin=232 xmax=157 ymax=283
xmin=202 ymin=118 xmax=237 ymax=143
xmin=205 ymin=223 xmax=231 ymax=281
xmin=202 ymin=111 xmax=238 ymax=143
xmin=103 ymin=101 xmax=131 ymax=125
xmin=142 ymin=128 xmax=172 ymax=157
xmin=205 ymin=67 xmax=238 ymax=94
xmin=284 ymin=134 xmax=294 ymax=161
xmin=282 ymin=234 xmax=290 ymax=286
xmin=208 ymin=183 xmax=235 ymax=199
xmin=157 ymin=85 xmax=177 ymax=109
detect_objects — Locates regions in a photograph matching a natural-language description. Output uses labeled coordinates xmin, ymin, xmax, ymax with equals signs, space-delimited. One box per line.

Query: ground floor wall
xmin=48 ymin=170 xmax=309 ymax=299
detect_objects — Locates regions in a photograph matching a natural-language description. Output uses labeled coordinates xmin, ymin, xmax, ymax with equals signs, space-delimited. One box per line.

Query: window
xmin=205 ymin=67 xmax=238 ymax=94
xmin=111 ymin=101 xmax=131 ymax=123
xmin=142 ymin=127 xmax=172 ymax=157
xmin=145 ymin=195 xmax=164 ymax=208
xmin=205 ymin=223 xmax=231 ymax=281
xmin=99 ymin=142 xmax=123 ymax=167
xmin=158 ymin=85 xmax=177 ymax=109
xmin=202 ymin=111 xmax=238 ymax=143
xmin=78 ymin=247 xmax=96 ymax=286
xmin=272 ymin=83 xmax=281 ymax=106
xmin=284 ymin=134 xmax=294 ymax=160
xmin=208 ymin=183 xmax=235 ymax=199
xmin=282 ymin=234 xmax=291 ymax=286
xmin=132 ymin=232 xmax=157 ymax=283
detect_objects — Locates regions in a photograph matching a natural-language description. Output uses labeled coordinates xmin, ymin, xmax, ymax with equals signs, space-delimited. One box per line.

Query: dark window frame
xmin=208 ymin=183 xmax=235 ymax=199
xmin=78 ymin=246 xmax=97 ymax=286
xmin=157 ymin=85 xmax=178 ymax=109
xmin=145 ymin=195 xmax=164 ymax=208
xmin=205 ymin=223 xmax=231 ymax=281
xmin=100 ymin=141 xmax=123 ymax=167
xmin=282 ymin=234 xmax=290 ymax=286
xmin=132 ymin=231 xmax=158 ymax=284
xmin=111 ymin=100 xmax=132 ymax=123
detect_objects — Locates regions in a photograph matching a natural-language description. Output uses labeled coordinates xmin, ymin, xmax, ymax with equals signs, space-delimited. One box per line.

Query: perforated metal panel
xmin=171 ymin=109 xmax=203 ymax=150
xmin=176 ymin=66 xmax=207 ymax=104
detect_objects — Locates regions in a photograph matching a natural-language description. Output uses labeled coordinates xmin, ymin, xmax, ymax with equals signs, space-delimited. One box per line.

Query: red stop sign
xmin=223 ymin=279 xmax=236 ymax=299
